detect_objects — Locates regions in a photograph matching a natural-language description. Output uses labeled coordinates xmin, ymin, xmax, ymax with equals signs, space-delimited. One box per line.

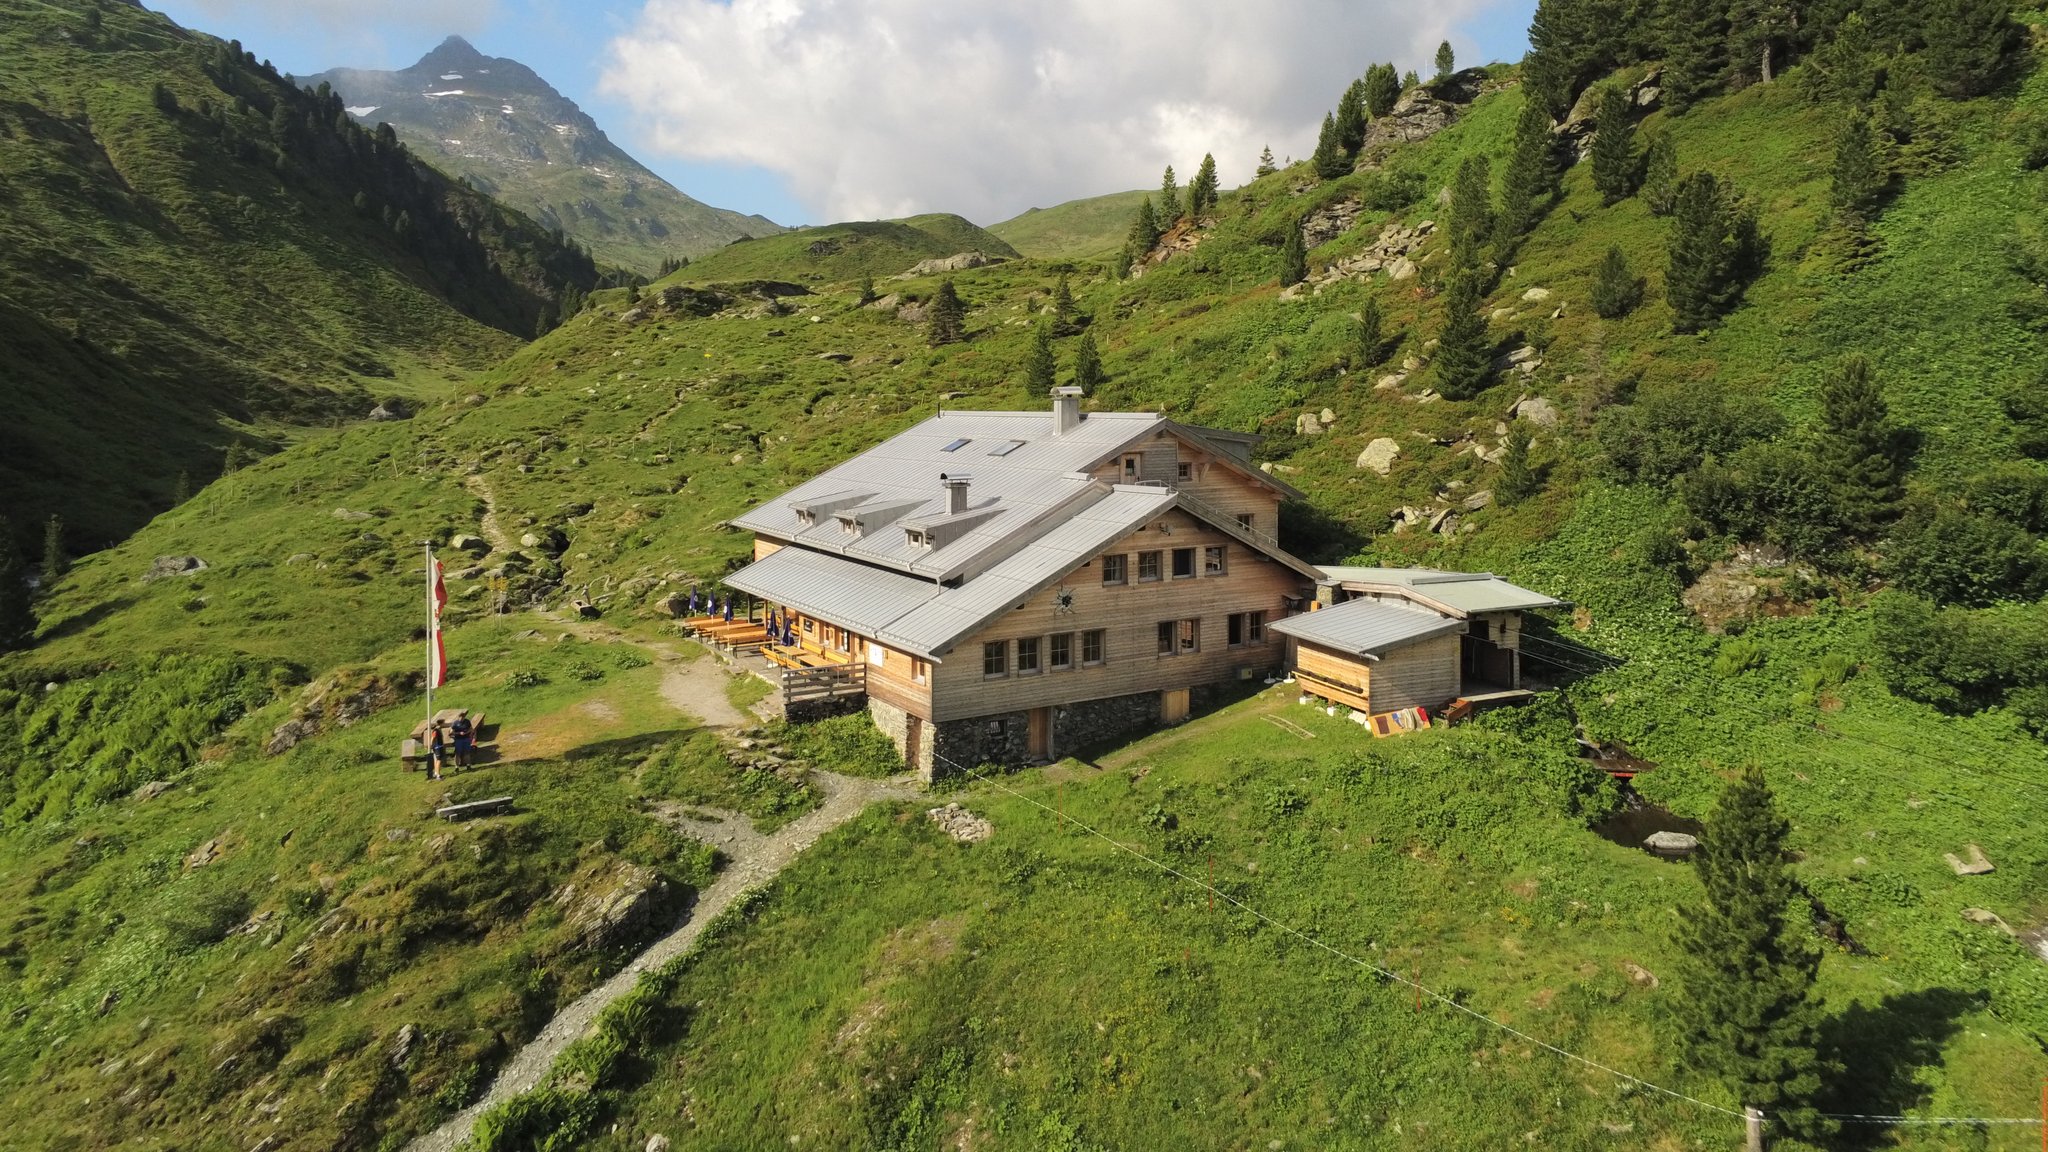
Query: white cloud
xmin=600 ymin=0 xmax=1504 ymax=225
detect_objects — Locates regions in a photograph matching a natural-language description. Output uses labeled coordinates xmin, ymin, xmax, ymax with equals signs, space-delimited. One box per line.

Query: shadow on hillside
xmin=35 ymin=594 xmax=138 ymax=644
xmin=1279 ymin=500 xmax=1365 ymax=565
xmin=1518 ymin=616 xmax=1623 ymax=689
xmin=1818 ymin=986 xmax=1978 ymax=1147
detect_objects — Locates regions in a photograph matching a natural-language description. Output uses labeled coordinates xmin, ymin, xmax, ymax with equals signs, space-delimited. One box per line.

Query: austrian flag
xmin=429 ymin=555 xmax=448 ymax=689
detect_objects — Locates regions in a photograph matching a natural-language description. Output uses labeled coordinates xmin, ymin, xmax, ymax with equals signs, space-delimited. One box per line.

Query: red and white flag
xmin=428 ymin=556 xmax=448 ymax=689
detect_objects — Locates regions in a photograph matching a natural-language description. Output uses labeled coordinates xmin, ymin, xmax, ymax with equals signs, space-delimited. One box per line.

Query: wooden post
xmin=1744 ymin=1106 xmax=1764 ymax=1152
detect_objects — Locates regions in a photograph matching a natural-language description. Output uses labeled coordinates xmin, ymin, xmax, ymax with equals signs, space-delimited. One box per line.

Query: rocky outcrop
xmin=367 ymin=401 xmax=410 ymax=421
xmin=1361 ymin=92 xmax=1457 ymax=153
xmin=554 ymin=862 xmax=672 ymax=951
xmin=1298 ymin=220 xmax=1434 ymax=294
xmin=1556 ymin=68 xmax=1663 ymax=160
xmin=899 ymin=251 xmax=1004 ymax=278
xmin=141 ymin=555 xmax=207 ymax=582
xmin=1302 ymin=198 xmax=1364 ymax=248
xmin=266 ymin=669 xmax=409 ymax=755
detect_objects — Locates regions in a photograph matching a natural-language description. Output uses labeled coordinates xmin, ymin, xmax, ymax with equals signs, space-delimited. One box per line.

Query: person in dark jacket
xmin=450 ymin=714 xmax=474 ymax=769
xmin=427 ymin=722 xmax=447 ymax=781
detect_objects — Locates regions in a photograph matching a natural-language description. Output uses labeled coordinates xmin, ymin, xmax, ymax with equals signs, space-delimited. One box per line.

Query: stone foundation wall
xmin=784 ymin=689 xmax=866 ymax=725
xmin=866 ymin=697 xmax=935 ymax=780
xmin=1053 ymin=691 xmax=1165 ymax=760
xmin=930 ymin=710 xmax=1033 ymax=779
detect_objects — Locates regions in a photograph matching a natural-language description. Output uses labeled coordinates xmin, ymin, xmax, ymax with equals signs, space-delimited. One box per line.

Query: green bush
xmin=777 ymin=713 xmax=903 ymax=778
xmin=1597 ymin=379 xmax=1784 ymax=487
xmin=1712 ymin=637 xmax=1768 ymax=677
xmin=1884 ymin=506 xmax=2047 ymax=607
xmin=467 ymin=1086 xmax=607 ymax=1152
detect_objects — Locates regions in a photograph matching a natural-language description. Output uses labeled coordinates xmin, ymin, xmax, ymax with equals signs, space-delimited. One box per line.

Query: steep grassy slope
xmin=674 ymin=213 xmax=1020 ymax=286
xmin=986 ymin=187 xmax=1150 ymax=258
xmin=9 ymin=29 xmax=2048 ymax=1152
xmin=308 ymin=36 xmax=783 ymax=275
xmin=0 ymin=0 xmax=602 ymax=554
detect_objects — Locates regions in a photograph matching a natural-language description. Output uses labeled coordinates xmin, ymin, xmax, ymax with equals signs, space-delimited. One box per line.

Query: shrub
xmin=1712 ymin=637 xmax=1767 ymax=677
xmin=1884 ymin=506 xmax=2047 ymax=607
xmin=1598 ymin=380 xmax=1784 ymax=486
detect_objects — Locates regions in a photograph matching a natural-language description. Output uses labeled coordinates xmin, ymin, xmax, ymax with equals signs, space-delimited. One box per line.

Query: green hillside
xmin=987 ymin=187 xmax=1151 ymax=258
xmin=7 ymin=3 xmax=2048 ymax=1148
xmin=308 ymin=37 xmax=784 ymax=275
xmin=0 ymin=0 xmax=604 ymax=555
xmin=674 ymin=213 xmax=1020 ymax=286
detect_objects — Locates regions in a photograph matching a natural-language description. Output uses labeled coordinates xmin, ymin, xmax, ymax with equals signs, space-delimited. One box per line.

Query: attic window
xmin=942 ymin=438 xmax=973 ymax=452
xmin=988 ymin=440 xmax=1025 ymax=457
xmin=906 ymin=528 xmax=931 ymax=548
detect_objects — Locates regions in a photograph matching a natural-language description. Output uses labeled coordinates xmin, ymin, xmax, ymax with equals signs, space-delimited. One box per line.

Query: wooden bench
xmin=437 ymin=795 xmax=514 ymax=821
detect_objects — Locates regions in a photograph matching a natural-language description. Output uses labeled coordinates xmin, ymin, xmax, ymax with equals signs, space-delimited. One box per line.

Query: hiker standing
xmin=450 ymin=714 xmax=474 ymax=769
xmin=427 ymin=722 xmax=447 ymax=781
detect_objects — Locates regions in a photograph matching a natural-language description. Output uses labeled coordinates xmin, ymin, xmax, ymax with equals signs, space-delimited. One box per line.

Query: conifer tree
xmin=1818 ymin=354 xmax=1904 ymax=534
xmin=1665 ymin=171 xmax=1760 ymax=333
xmin=1434 ymin=40 xmax=1456 ymax=82
xmin=1446 ymin=154 xmax=1495 ymax=272
xmin=1920 ymin=0 xmax=2018 ymax=99
xmin=1158 ymin=165 xmax=1181 ymax=225
xmin=1051 ymin=272 xmax=1080 ymax=336
xmin=1357 ymin=294 xmax=1386 ymax=367
xmin=1126 ymin=195 xmax=1161 ymax=264
xmin=1364 ymin=63 xmax=1401 ymax=118
xmin=926 ymin=279 xmax=966 ymax=346
xmin=223 ymin=442 xmax=250 ymax=474
xmin=1335 ymin=80 xmax=1368 ymax=157
xmin=0 ymin=517 xmax=32 ymax=651
xmin=1590 ymin=86 xmax=1639 ymax=205
xmin=1640 ymin=132 xmax=1680 ymax=216
xmin=1074 ymin=329 xmax=1105 ymax=392
xmin=1255 ymin=145 xmax=1277 ymax=177
xmin=1279 ymin=216 xmax=1308 ymax=287
xmin=1496 ymin=425 xmax=1538 ymax=504
xmin=1663 ymin=0 xmax=1730 ymax=113
xmin=1590 ymin=245 xmax=1645 ymax=318
xmin=1497 ymin=99 xmax=1558 ymax=241
xmin=41 ymin=515 xmax=64 ymax=590
xmin=1025 ymin=320 xmax=1056 ymax=394
xmin=1311 ymin=112 xmax=1349 ymax=180
xmin=1829 ymin=114 xmax=1884 ymax=226
xmin=1403 ymin=69 xmax=1421 ymax=91
xmin=858 ymin=273 xmax=877 ymax=307
xmin=1673 ymin=767 xmax=1835 ymax=1141
xmin=1189 ymin=153 xmax=1220 ymax=218
xmin=1807 ymin=12 xmax=1880 ymax=105
xmin=172 ymin=470 xmax=191 ymax=505
xmin=1430 ymin=271 xmax=1494 ymax=400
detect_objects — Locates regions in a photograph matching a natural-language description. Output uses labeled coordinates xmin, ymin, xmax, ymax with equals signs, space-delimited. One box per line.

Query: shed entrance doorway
xmin=1027 ymin=707 xmax=1052 ymax=760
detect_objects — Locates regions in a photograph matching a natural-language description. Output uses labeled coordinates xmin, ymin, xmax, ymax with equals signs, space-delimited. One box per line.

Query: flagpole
xmin=424 ymin=541 xmax=435 ymax=726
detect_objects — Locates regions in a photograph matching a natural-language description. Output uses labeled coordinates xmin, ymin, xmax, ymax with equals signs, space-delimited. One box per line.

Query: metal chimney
xmin=940 ymin=472 xmax=972 ymax=514
xmin=1051 ymin=386 xmax=1083 ymax=437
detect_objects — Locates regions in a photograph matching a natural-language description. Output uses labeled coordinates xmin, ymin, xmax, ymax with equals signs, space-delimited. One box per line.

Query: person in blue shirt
xmin=450 ymin=714 xmax=475 ymax=769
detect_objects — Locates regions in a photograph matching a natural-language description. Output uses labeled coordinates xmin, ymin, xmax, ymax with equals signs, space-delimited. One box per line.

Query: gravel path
xmin=407 ymin=769 xmax=920 ymax=1152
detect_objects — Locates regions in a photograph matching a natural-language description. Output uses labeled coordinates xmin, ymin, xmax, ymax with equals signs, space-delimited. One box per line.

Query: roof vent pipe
xmin=1051 ymin=386 xmax=1083 ymax=437
xmin=939 ymin=472 xmax=972 ymax=515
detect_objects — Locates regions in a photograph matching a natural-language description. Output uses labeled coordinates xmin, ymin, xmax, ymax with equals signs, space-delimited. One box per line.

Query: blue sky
xmin=150 ymin=0 xmax=1537 ymax=226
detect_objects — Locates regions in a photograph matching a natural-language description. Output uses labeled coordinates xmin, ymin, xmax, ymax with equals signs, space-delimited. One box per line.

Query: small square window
xmin=1236 ymin=512 xmax=1254 ymax=531
xmin=1171 ymin=547 xmax=1195 ymax=578
xmin=1204 ymin=545 xmax=1226 ymax=575
xmin=983 ymin=640 xmax=1008 ymax=677
xmin=1122 ymin=454 xmax=1141 ymax=480
xmin=1017 ymin=636 xmax=1041 ymax=674
xmin=1138 ymin=551 xmax=1161 ymax=581
xmin=1049 ymin=632 xmax=1073 ymax=669
xmin=1177 ymin=462 xmax=1192 ymax=482
xmin=1082 ymin=629 xmax=1105 ymax=665
xmin=1101 ymin=554 xmax=1127 ymax=585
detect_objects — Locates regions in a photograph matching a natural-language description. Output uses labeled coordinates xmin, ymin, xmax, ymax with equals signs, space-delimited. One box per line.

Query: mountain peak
xmin=417 ymin=34 xmax=488 ymax=72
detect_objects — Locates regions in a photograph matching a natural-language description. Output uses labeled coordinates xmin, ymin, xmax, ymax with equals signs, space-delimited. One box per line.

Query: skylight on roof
xmin=941 ymin=438 xmax=972 ymax=452
xmin=987 ymin=440 xmax=1025 ymax=457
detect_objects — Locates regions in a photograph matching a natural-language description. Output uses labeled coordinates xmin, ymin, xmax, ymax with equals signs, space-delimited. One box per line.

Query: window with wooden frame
xmin=983 ymin=640 xmax=1008 ymax=677
xmin=1227 ymin=610 xmax=1267 ymax=646
xmin=1171 ymin=547 xmax=1195 ymax=579
xmin=1081 ymin=629 xmax=1105 ymax=665
xmin=1204 ymin=545 xmax=1226 ymax=575
xmin=1156 ymin=621 xmax=1175 ymax=654
xmin=1101 ymin=553 xmax=1127 ymax=585
xmin=1049 ymin=632 xmax=1073 ymax=670
xmin=1176 ymin=618 xmax=1200 ymax=653
xmin=1137 ymin=551 xmax=1162 ymax=582
xmin=1236 ymin=512 xmax=1254 ymax=531
xmin=912 ymin=658 xmax=930 ymax=685
xmin=1176 ymin=461 xmax=1192 ymax=482
xmin=1122 ymin=454 xmax=1142 ymax=480
xmin=1016 ymin=636 xmax=1042 ymax=674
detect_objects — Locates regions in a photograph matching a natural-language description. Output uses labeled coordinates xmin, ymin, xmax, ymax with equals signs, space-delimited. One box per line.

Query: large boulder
xmin=449 ymin=534 xmax=491 ymax=556
xmin=367 ymin=401 xmax=410 ymax=422
xmin=555 ymin=862 xmax=672 ymax=952
xmin=142 ymin=555 xmax=207 ymax=582
xmin=1361 ymin=92 xmax=1457 ymax=152
xmin=1356 ymin=438 xmax=1402 ymax=475
xmin=900 ymin=251 xmax=1004 ymax=278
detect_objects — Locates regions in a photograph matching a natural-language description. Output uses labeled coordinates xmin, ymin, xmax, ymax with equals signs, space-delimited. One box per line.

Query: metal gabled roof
xmin=724 ymin=546 xmax=944 ymax=637
xmin=875 ymin=486 xmax=1179 ymax=657
xmin=1267 ymin=597 xmax=1468 ymax=660
xmin=1314 ymin=566 xmax=1564 ymax=618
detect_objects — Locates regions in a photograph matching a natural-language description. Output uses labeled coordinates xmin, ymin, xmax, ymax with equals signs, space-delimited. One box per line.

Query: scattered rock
xmin=816 ymin=351 xmax=854 ymax=362
xmin=926 ymin=803 xmax=993 ymax=843
xmin=1375 ymin=372 xmax=1408 ymax=391
xmin=1356 ymin=438 xmax=1402 ymax=475
xmin=898 ymin=252 xmax=1004 ymax=278
xmin=1361 ymin=89 xmax=1458 ymax=153
xmin=389 ymin=1023 xmax=417 ymax=1070
xmin=130 ymin=780 xmax=174 ymax=802
xmin=1387 ymin=256 xmax=1417 ymax=281
xmin=863 ymin=292 xmax=900 ymax=311
xmin=1295 ymin=412 xmax=1325 ymax=436
xmin=1962 ymin=908 xmax=2015 ymax=934
xmin=1319 ymin=407 xmax=1336 ymax=425
xmin=1461 ymin=489 xmax=1495 ymax=511
xmin=1511 ymin=396 xmax=1560 ymax=427
xmin=1520 ymin=287 xmax=1552 ymax=303
xmin=645 ymin=1138 xmax=671 ymax=1152
xmin=367 ymin=402 xmax=410 ymax=422
xmin=1300 ymin=198 xmax=1363 ymax=248
xmin=1622 ymin=962 xmax=1659 ymax=988
xmin=142 ymin=555 xmax=207 ymax=582
xmin=556 ymin=862 xmax=672 ymax=952
xmin=265 ymin=717 xmax=320 ymax=756
xmin=1946 ymin=844 xmax=1995 ymax=876
xmin=285 ymin=552 xmax=314 ymax=565
xmin=1644 ymin=830 xmax=1698 ymax=857
xmin=450 ymin=534 xmax=491 ymax=555
xmin=332 ymin=507 xmax=372 ymax=522
xmin=385 ymin=828 xmax=413 ymax=843
xmin=184 ymin=834 xmax=229 ymax=870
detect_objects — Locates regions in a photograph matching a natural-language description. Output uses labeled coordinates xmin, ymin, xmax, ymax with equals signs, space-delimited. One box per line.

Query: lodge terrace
xmin=697 ymin=388 xmax=1563 ymax=778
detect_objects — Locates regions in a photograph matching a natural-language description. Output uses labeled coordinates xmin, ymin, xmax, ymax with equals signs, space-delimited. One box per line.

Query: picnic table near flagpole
xmin=400 ymin=708 xmax=493 ymax=770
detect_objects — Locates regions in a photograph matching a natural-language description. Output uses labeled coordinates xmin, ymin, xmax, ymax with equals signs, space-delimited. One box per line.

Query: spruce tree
xmin=1589 ymin=86 xmax=1639 ymax=205
xmin=223 ymin=442 xmax=250 ymax=473
xmin=926 ymin=279 xmax=966 ymax=346
xmin=172 ymin=470 xmax=191 ymax=505
xmin=1497 ymin=99 xmax=1558 ymax=242
xmin=1434 ymin=40 xmax=1456 ymax=82
xmin=1364 ymin=63 xmax=1401 ymax=118
xmin=1311 ymin=112 xmax=1349 ymax=180
xmin=41 ymin=515 xmax=64 ymax=590
xmin=1279 ymin=216 xmax=1308 ymax=287
xmin=1818 ymin=354 xmax=1903 ymax=534
xmin=1590 ymin=245 xmax=1644 ymax=318
xmin=1807 ymin=12 xmax=1880 ymax=105
xmin=1665 ymin=171 xmax=1759 ymax=333
xmin=1255 ymin=145 xmax=1277 ymax=177
xmin=1158 ymin=165 xmax=1182 ymax=225
xmin=1126 ymin=195 xmax=1161 ymax=265
xmin=1640 ymin=132 xmax=1680 ymax=216
xmin=1446 ymin=154 xmax=1495 ymax=273
xmin=0 ymin=518 xmax=32 ymax=651
xmin=1051 ymin=272 xmax=1080 ymax=336
xmin=1663 ymin=0 xmax=1730 ymax=113
xmin=1189 ymin=153 xmax=1220 ymax=218
xmin=858 ymin=273 xmax=878 ymax=306
xmin=1357 ymin=294 xmax=1386 ymax=367
xmin=1430 ymin=271 xmax=1494 ymax=400
xmin=1335 ymin=81 xmax=1368 ymax=157
xmin=1403 ymin=69 xmax=1421 ymax=91
xmin=1920 ymin=0 xmax=2018 ymax=99
xmin=1025 ymin=320 xmax=1056 ymax=394
xmin=1074 ymin=329 xmax=1105 ymax=392
xmin=1829 ymin=114 xmax=1884 ymax=226
xmin=1673 ymin=766 xmax=1835 ymax=1141
xmin=1497 ymin=425 xmax=1538 ymax=504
